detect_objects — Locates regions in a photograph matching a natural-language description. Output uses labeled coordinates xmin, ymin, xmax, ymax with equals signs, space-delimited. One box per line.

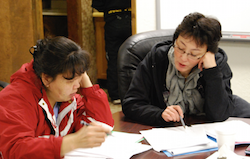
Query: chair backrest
xmin=117 ymin=29 xmax=175 ymax=101
xmin=0 ymin=81 xmax=9 ymax=89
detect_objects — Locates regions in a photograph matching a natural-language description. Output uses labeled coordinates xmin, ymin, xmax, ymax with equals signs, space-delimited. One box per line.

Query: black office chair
xmin=0 ymin=81 xmax=9 ymax=89
xmin=117 ymin=29 xmax=175 ymax=101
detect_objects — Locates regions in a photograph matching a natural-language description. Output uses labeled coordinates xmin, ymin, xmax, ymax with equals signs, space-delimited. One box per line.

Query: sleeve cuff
xmin=80 ymin=84 xmax=101 ymax=96
xmin=202 ymin=66 xmax=222 ymax=80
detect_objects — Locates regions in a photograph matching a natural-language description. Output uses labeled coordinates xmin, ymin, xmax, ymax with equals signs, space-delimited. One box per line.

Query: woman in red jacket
xmin=0 ymin=36 xmax=114 ymax=159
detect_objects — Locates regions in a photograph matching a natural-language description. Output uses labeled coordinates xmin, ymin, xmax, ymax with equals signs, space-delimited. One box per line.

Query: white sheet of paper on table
xmin=140 ymin=126 xmax=210 ymax=152
xmin=192 ymin=120 xmax=250 ymax=144
xmin=64 ymin=131 xmax=152 ymax=159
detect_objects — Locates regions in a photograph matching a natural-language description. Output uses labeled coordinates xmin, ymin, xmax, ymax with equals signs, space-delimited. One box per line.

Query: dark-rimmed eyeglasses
xmin=173 ymin=42 xmax=206 ymax=60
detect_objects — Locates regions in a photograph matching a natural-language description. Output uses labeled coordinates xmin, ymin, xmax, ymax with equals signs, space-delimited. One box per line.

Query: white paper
xmin=64 ymin=131 xmax=152 ymax=159
xmin=167 ymin=139 xmax=217 ymax=155
xmin=192 ymin=120 xmax=250 ymax=144
xmin=140 ymin=126 xmax=210 ymax=152
xmin=144 ymin=119 xmax=250 ymax=156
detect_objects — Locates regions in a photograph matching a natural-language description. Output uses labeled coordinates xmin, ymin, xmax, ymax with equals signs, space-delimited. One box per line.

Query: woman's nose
xmin=74 ymin=81 xmax=80 ymax=89
xmin=180 ymin=52 xmax=188 ymax=61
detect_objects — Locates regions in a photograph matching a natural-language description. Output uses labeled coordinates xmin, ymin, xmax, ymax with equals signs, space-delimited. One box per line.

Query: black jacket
xmin=122 ymin=41 xmax=234 ymax=126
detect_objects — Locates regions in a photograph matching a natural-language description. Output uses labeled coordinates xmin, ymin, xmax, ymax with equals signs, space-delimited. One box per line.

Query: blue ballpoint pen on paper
xmin=80 ymin=120 xmax=113 ymax=136
xmin=179 ymin=115 xmax=186 ymax=129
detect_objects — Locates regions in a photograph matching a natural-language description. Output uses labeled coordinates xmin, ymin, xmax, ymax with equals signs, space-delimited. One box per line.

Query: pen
xmin=179 ymin=115 xmax=186 ymax=129
xmin=80 ymin=120 xmax=90 ymax=126
xmin=80 ymin=120 xmax=113 ymax=136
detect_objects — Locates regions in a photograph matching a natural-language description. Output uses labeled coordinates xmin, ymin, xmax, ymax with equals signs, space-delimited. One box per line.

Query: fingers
xmin=61 ymin=121 xmax=111 ymax=155
xmin=199 ymin=52 xmax=216 ymax=70
xmin=60 ymin=125 xmax=108 ymax=157
xmin=90 ymin=122 xmax=112 ymax=134
xmin=198 ymin=60 xmax=203 ymax=71
xmin=79 ymin=72 xmax=93 ymax=88
xmin=75 ymin=124 xmax=108 ymax=148
xmin=174 ymin=106 xmax=184 ymax=118
xmin=162 ymin=105 xmax=184 ymax=122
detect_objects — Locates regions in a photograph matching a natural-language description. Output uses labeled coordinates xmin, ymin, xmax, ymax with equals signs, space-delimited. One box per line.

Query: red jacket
xmin=0 ymin=61 xmax=114 ymax=159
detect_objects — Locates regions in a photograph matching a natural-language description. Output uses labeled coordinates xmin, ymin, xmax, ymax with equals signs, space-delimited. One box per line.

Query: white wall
xmin=136 ymin=0 xmax=156 ymax=33
xmin=136 ymin=0 xmax=250 ymax=102
xmin=219 ymin=41 xmax=250 ymax=102
xmin=156 ymin=0 xmax=250 ymax=33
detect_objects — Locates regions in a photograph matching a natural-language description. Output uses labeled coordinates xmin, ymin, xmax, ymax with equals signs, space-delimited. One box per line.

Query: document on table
xmin=64 ymin=131 xmax=152 ymax=159
xmin=140 ymin=126 xmax=211 ymax=152
xmin=164 ymin=140 xmax=217 ymax=157
xmin=140 ymin=119 xmax=250 ymax=157
xmin=192 ymin=120 xmax=250 ymax=144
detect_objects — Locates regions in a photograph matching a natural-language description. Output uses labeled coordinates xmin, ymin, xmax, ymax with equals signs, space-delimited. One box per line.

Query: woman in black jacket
xmin=122 ymin=12 xmax=250 ymax=126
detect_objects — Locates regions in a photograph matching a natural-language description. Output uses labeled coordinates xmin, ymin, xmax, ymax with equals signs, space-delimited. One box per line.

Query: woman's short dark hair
xmin=32 ymin=36 xmax=90 ymax=80
xmin=173 ymin=12 xmax=222 ymax=53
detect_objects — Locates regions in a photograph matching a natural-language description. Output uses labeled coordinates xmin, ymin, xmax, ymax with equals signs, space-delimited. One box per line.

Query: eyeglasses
xmin=173 ymin=42 xmax=206 ymax=60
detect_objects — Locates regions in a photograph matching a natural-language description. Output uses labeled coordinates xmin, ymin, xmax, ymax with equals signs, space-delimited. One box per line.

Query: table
xmin=112 ymin=111 xmax=250 ymax=159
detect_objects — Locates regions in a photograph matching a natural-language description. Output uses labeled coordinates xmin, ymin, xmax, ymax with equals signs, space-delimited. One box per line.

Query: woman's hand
xmin=161 ymin=105 xmax=184 ymax=122
xmin=79 ymin=72 xmax=93 ymax=88
xmin=198 ymin=51 xmax=217 ymax=71
xmin=60 ymin=122 xmax=111 ymax=157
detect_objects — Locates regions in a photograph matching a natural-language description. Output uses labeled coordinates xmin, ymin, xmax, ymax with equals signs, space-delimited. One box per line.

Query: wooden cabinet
xmin=0 ymin=0 xmax=43 ymax=84
xmin=42 ymin=0 xmax=68 ymax=38
xmin=0 ymin=0 xmax=99 ymax=85
xmin=93 ymin=13 xmax=107 ymax=80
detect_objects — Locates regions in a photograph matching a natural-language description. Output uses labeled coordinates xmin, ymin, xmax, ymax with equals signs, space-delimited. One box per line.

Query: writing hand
xmin=161 ymin=105 xmax=184 ymax=122
xmin=60 ymin=122 xmax=110 ymax=156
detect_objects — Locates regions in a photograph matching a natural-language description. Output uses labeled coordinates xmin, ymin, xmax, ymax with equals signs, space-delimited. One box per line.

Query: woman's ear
xmin=41 ymin=73 xmax=52 ymax=87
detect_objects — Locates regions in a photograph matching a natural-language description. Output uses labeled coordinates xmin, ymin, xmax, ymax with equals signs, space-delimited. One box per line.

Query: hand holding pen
xmin=61 ymin=120 xmax=111 ymax=156
xmin=161 ymin=105 xmax=184 ymax=123
xmin=81 ymin=120 xmax=113 ymax=136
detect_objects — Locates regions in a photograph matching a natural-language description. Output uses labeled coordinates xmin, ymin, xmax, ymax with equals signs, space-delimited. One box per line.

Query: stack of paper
xmin=140 ymin=126 xmax=217 ymax=156
xmin=140 ymin=126 xmax=210 ymax=151
xmin=140 ymin=120 xmax=250 ymax=157
xmin=64 ymin=131 xmax=152 ymax=159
